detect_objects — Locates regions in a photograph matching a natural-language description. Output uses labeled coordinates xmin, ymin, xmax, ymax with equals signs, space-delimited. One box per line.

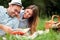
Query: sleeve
xmin=0 ymin=6 xmax=6 ymax=24
xmin=5 ymin=18 xmax=19 ymax=29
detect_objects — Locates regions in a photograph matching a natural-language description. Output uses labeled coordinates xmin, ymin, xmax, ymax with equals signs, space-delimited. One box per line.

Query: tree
xmin=0 ymin=0 xmax=11 ymax=7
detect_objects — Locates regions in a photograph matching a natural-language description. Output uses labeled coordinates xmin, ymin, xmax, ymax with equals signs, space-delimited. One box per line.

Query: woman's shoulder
xmin=20 ymin=10 xmax=24 ymax=14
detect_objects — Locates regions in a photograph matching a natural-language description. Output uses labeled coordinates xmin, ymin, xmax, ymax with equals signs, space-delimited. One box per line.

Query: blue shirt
xmin=18 ymin=10 xmax=28 ymax=29
xmin=0 ymin=6 xmax=19 ymax=36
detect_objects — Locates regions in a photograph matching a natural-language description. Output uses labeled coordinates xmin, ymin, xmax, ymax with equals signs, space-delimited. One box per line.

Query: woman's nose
xmin=26 ymin=13 xmax=29 ymax=15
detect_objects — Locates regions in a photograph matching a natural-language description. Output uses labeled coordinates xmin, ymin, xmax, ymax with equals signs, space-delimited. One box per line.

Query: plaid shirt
xmin=0 ymin=6 xmax=19 ymax=36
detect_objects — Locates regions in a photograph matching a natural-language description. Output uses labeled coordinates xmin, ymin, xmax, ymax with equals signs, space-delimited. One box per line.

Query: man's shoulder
xmin=0 ymin=6 xmax=4 ymax=8
xmin=0 ymin=6 xmax=5 ymax=10
xmin=0 ymin=6 xmax=7 ymax=15
xmin=0 ymin=6 xmax=6 ymax=12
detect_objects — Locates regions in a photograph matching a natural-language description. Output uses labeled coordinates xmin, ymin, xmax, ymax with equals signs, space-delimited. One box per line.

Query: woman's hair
xmin=26 ymin=5 xmax=39 ymax=34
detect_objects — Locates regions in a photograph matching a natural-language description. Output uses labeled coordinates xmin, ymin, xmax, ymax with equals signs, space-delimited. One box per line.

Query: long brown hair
xmin=26 ymin=5 xmax=39 ymax=34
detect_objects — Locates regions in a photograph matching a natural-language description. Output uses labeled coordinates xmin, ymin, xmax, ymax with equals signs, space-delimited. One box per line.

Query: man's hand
xmin=11 ymin=30 xmax=25 ymax=35
xmin=11 ymin=28 xmax=30 ymax=35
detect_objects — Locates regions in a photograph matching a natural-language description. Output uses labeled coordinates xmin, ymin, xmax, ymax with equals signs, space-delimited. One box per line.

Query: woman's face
xmin=23 ymin=9 xmax=33 ymax=19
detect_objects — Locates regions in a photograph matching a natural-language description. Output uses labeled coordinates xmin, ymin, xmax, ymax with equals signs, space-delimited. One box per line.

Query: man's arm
xmin=0 ymin=24 xmax=13 ymax=34
xmin=0 ymin=24 xmax=26 ymax=35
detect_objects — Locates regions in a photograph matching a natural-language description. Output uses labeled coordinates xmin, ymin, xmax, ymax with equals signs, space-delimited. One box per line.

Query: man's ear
xmin=9 ymin=5 xmax=13 ymax=8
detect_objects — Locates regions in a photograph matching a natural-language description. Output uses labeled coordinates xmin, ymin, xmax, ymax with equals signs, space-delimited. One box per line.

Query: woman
xmin=19 ymin=5 xmax=39 ymax=34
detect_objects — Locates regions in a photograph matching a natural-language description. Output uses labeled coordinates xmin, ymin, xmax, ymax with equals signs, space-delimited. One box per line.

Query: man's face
xmin=8 ymin=5 xmax=21 ymax=17
xmin=23 ymin=9 xmax=33 ymax=19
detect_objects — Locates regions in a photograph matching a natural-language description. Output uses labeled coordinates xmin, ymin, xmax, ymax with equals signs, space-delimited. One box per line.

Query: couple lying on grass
xmin=0 ymin=4 xmax=49 ymax=39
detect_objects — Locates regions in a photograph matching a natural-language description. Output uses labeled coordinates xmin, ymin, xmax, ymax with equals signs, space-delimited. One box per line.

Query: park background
xmin=0 ymin=0 xmax=60 ymax=40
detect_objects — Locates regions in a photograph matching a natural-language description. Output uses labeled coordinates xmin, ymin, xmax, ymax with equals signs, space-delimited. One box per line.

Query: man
xmin=0 ymin=0 xmax=22 ymax=36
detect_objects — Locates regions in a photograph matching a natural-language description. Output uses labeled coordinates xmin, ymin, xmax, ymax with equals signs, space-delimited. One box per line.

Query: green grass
xmin=35 ymin=18 xmax=60 ymax=40
xmin=37 ymin=18 xmax=47 ymax=30
xmin=1 ymin=18 xmax=60 ymax=40
xmin=34 ymin=29 xmax=60 ymax=40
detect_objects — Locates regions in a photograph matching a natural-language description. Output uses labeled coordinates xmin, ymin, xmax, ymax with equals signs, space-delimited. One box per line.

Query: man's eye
xmin=18 ymin=12 xmax=20 ymax=13
xmin=15 ymin=10 xmax=20 ymax=14
xmin=27 ymin=11 xmax=29 ymax=12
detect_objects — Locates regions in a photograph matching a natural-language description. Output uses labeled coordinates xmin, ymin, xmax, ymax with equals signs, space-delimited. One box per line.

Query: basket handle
xmin=51 ymin=15 xmax=60 ymax=22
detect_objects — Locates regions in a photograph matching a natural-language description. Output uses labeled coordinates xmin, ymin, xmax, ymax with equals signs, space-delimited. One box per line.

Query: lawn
xmin=0 ymin=18 xmax=60 ymax=40
xmin=34 ymin=18 xmax=60 ymax=40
